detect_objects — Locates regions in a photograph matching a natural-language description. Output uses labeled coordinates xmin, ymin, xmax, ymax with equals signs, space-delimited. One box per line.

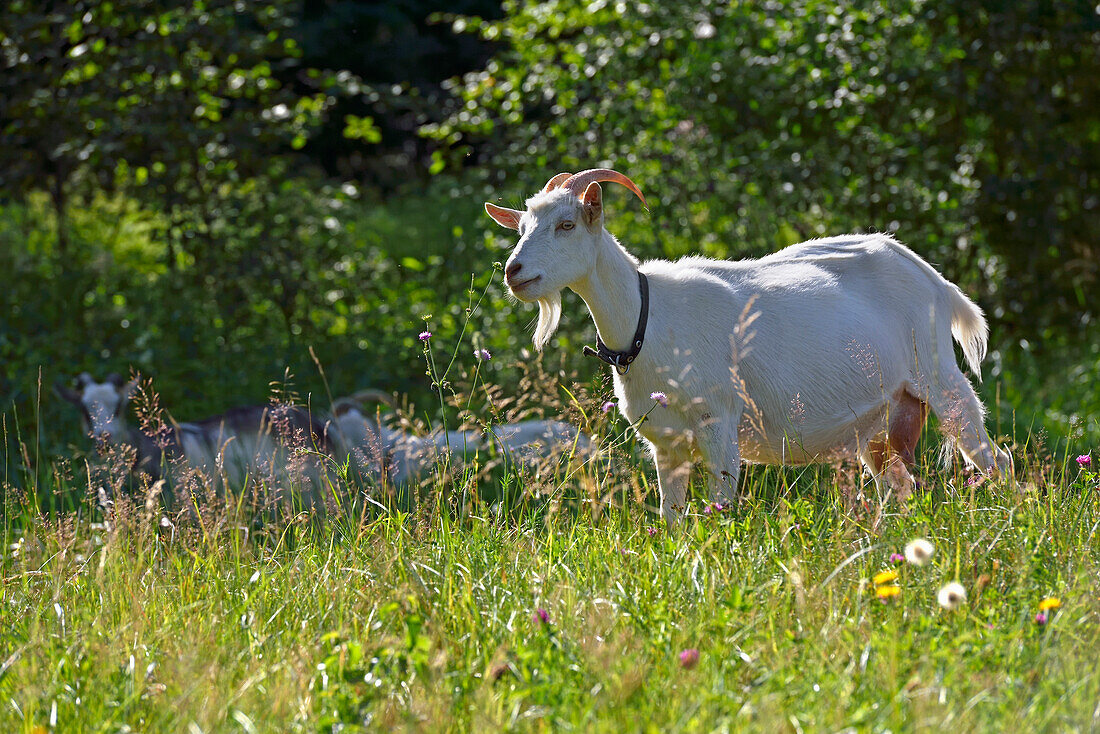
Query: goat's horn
xmin=542 ymin=172 xmax=573 ymax=193
xmin=560 ymin=169 xmax=647 ymax=208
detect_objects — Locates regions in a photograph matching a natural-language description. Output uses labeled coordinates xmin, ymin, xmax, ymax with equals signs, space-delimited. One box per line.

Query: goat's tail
xmin=884 ymin=235 xmax=989 ymax=380
xmin=947 ymin=283 xmax=988 ymax=380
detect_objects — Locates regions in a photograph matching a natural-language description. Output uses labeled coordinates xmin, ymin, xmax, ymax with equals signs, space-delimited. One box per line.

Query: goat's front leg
xmin=695 ymin=411 xmax=742 ymax=504
xmin=650 ymin=442 xmax=692 ymax=525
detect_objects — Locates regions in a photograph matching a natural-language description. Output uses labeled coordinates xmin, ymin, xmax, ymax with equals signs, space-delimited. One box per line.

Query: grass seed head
xmin=938 ymin=582 xmax=967 ymax=610
xmin=905 ymin=538 xmax=935 ymax=566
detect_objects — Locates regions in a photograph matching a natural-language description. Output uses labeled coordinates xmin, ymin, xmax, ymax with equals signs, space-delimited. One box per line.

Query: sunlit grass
xmin=3 ymin=439 xmax=1099 ymax=731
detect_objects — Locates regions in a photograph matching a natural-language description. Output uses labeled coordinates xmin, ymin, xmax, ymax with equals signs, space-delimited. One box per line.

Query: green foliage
xmin=993 ymin=333 xmax=1100 ymax=452
xmin=942 ymin=0 xmax=1100 ymax=326
xmin=290 ymin=0 xmax=504 ymax=185
xmin=434 ymin=0 xmax=1100 ymax=333
xmin=0 ymin=0 xmax=348 ymax=259
xmin=0 ymin=178 xmax=594 ymax=481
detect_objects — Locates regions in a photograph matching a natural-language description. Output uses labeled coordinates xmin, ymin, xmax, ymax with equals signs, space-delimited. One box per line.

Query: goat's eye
xmin=557 ymin=220 xmax=575 ymax=231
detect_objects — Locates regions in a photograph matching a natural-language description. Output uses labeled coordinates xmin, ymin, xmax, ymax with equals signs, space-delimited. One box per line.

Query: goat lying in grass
xmin=57 ymin=372 xmax=334 ymax=511
xmin=330 ymin=391 xmax=593 ymax=486
xmin=485 ymin=169 xmax=1014 ymax=523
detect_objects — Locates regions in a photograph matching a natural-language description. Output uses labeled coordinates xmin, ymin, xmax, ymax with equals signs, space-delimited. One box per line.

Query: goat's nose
xmin=505 ymin=261 xmax=522 ymax=281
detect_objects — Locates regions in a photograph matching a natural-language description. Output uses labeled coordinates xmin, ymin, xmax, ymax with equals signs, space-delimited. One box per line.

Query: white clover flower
xmin=905 ymin=538 xmax=935 ymax=566
xmin=937 ymin=582 xmax=967 ymax=610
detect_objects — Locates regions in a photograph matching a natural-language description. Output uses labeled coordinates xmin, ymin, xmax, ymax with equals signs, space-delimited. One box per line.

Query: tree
xmin=289 ymin=0 xmax=503 ymax=187
xmin=0 ymin=0 xmax=350 ymax=268
xmin=434 ymin=0 xmax=1100 ymax=334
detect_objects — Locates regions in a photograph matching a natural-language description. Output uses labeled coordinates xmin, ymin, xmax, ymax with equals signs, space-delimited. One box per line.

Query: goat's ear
xmin=107 ymin=372 xmax=138 ymax=401
xmin=581 ymin=182 xmax=603 ymax=228
xmin=55 ymin=380 xmax=82 ymax=404
xmin=121 ymin=378 xmax=139 ymax=402
xmin=484 ymin=203 xmax=522 ymax=231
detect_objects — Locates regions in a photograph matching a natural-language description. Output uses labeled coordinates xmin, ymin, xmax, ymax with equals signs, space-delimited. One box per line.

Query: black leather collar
xmin=583 ymin=271 xmax=649 ymax=375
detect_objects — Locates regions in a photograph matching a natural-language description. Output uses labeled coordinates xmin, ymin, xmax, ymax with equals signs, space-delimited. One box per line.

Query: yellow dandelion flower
xmin=876 ymin=584 xmax=901 ymax=600
xmin=872 ymin=569 xmax=899 ymax=586
xmin=1038 ymin=597 xmax=1061 ymax=612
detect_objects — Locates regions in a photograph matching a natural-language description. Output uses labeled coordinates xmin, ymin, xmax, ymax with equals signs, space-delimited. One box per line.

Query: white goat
xmin=485 ymin=169 xmax=1014 ymax=523
xmin=331 ymin=392 xmax=592 ymax=485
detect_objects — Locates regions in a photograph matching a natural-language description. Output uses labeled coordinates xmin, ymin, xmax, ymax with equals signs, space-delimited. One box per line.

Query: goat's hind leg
xmin=925 ymin=370 xmax=1013 ymax=480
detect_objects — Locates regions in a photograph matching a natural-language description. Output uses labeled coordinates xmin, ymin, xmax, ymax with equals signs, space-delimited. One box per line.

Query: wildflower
xmin=1035 ymin=612 xmax=1048 ymax=625
xmin=533 ymin=608 xmax=549 ymax=625
xmin=650 ymin=391 xmax=669 ymax=407
xmin=1077 ymin=454 xmax=1092 ymax=467
xmin=1038 ymin=597 xmax=1061 ymax=612
xmin=872 ymin=569 xmax=899 ymax=586
xmin=601 ymin=401 xmax=616 ymax=414
xmin=646 ymin=527 xmax=659 ymax=537
xmin=679 ymin=648 xmax=700 ymax=669
xmin=703 ymin=504 xmax=713 ymax=516
xmin=904 ymin=538 xmax=935 ymax=566
xmin=966 ymin=475 xmax=982 ymax=486
xmin=889 ymin=553 xmax=905 ymax=564
xmin=937 ymin=582 xmax=967 ymax=610
xmin=474 ymin=348 xmax=492 ymax=361
xmin=419 ymin=331 xmax=432 ymax=342
xmin=876 ymin=584 xmax=901 ymax=601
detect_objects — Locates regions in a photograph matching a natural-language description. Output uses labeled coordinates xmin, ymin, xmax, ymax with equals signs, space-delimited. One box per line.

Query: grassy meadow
xmin=4 ymin=2 xmax=1100 ymax=731
xmin=3 ymin=185 xmax=1100 ymax=733
xmin=3 ymin=390 xmax=1099 ymax=731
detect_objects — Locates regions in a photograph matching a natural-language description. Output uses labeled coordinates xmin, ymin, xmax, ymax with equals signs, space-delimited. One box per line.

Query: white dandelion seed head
xmin=905 ymin=538 xmax=935 ymax=566
xmin=937 ymin=581 xmax=967 ymax=610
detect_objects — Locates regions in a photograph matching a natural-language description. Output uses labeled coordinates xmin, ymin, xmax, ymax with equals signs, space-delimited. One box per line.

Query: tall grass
xmin=4 ymin=195 xmax=1098 ymax=728
xmin=3 ymin=370 xmax=1098 ymax=731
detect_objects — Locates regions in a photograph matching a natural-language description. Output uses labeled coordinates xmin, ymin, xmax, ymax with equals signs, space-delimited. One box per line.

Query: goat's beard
xmin=533 ymin=292 xmax=562 ymax=351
